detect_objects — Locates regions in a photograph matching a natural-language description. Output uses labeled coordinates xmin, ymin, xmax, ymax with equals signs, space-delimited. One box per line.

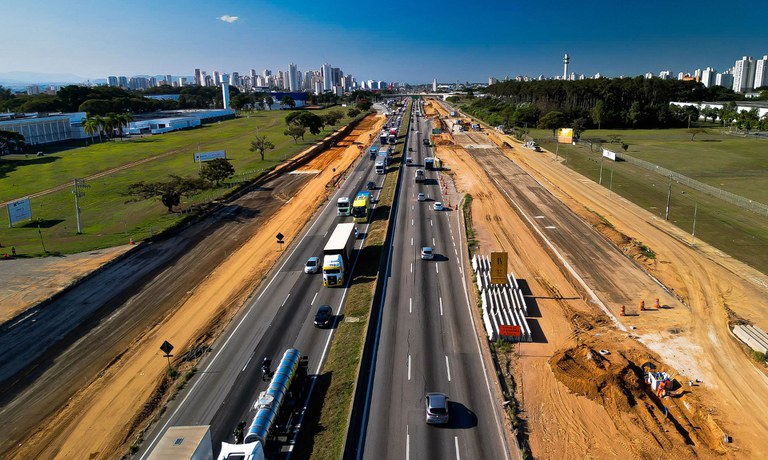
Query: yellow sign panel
xmin=490 ymin=252 xmax=508 ymax=285
xmin=557 ymin=128 xmax=573 ymax=144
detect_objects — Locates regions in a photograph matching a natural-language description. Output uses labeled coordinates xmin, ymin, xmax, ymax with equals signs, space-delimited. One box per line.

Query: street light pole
xmin=664 ymin=175 xmax=672 ymax=221
xmin=691 ymin=201 xmax=698 ymax=244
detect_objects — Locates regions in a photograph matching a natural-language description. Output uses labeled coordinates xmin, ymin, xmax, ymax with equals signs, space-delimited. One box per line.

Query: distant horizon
xmin=1 ymin=0 xmax=766 ymax=84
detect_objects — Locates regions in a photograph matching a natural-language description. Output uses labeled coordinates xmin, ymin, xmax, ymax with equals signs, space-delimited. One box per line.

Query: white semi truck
xmin=336 ymin=196 xmax=351 ymax=216
xmin=323 ymin=222 xmax=356 ymax=287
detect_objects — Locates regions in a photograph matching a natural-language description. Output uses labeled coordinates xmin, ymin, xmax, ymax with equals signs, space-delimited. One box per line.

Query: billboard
xmin=490 ymin=251 xmax=508 ymax=285
xmin=557 ymin=128 xmax=573 ymax=144
xmin=7 ymin=197 xmax=32 ymax=227
xmin=193 ymin=150 xmax=227 ymax=162
xmin=602 ymin=148 xmax=618 ymax=161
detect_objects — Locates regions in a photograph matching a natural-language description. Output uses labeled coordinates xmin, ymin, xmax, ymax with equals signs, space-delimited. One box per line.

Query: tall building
xmin=432 ymin=78 xmax=437 ymax=91
xmin=287 ymin=63 xmax=299 ymax=91
xmin=26 ymin=85 xmax=40 ymax=95
xmin=194 ymin=68 xmax=202 ymax=86
xmin=107 ymin=76 xmax=119 ymax=87
xmin=118 ymin=76 xmax=128 ymax=88
xmin=716 ymin=70 xmax=733 ymax=88
xmin=488 ymin=77 xmax=498 ymax=85
xmin=701 ymin=67 xmax=716 ymax=88
xmin=563 ymin=53 xmax=570 ymax=80
xmin=230 ymin=72 xmax=239 ymax=87
xmin=755 ymin=55 xmax=768 ymax=90
xmin=322 ymin=63 xmax=332 ymax=92
xmin=644 ymin=72 xmax=654 ymax=79
xmin=213 ymin=71 xmax=221 ymax=85
xmin=658 ymin=70 xmax=672 ymax=80
xmin=732 ymin=56 xmax=755 ymax=93
xmin=250 ymin=69 xmax=257 ymax=88
xmin=165 ymin=74 xmax=172 ymax=84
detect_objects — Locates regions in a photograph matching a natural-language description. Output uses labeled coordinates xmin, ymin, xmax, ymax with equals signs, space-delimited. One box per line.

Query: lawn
xmin=0 ymin=108 xmax=354 ymax=256
xmin=528 ymin=128 xmax=768 ymax=274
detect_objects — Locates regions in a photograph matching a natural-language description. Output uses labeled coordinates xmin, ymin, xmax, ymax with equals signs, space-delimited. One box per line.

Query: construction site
xmin=423 ymin=98 xmax=768 ymax=459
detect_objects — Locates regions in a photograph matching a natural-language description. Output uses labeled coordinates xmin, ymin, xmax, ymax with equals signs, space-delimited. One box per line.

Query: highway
xmin=139 ymin=106 xmax=403 ymax=457
xmin=357 ymin=102 xmax=511 ymax=460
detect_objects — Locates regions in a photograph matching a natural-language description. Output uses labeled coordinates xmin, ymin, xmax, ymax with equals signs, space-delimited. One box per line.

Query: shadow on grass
xmin=371 ymin=204 xmax=390 ymax=223
xmin=351 ymin=244 xmax=382 ymax=287
xmin=20 ymin=219 xmax=64 ymax=229
xmin=292 ymin=372 xmax=333 ymax=458
xmin=0 ymin=155 xmax=59 ymax=180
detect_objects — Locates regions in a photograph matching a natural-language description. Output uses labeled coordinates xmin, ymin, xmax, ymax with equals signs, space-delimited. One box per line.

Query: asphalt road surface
xmin=138 ymin=109 xmax=402 ymax=457
xmin=356 ymin=102 xmax=511 ymax=460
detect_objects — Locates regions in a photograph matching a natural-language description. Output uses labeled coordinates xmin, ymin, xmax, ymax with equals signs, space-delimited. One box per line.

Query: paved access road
xmin=139 ymin=109 xmax=403 ymax=457
xmin=356 ymin=102 xmax=511 ymax=460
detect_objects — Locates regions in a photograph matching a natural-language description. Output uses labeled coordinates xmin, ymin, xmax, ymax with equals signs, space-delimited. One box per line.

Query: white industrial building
xmin=0 ymin=112 xmax=88 ymax=145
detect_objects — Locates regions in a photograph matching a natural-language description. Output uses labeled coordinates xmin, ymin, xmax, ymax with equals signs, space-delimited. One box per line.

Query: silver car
xmin=304 ymin=256 xmax=320 ymax=274
xmin=421 ymin=247 xmax=433 ymax=260
xmin=425 ymin=392 xmax=449 ymax=425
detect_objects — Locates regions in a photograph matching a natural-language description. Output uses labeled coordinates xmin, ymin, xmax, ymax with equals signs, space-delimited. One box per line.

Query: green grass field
xmin=527 ymin=128 xmax=768 ymax=274
xmin=0 ymin=108 xmax=352 ymax=256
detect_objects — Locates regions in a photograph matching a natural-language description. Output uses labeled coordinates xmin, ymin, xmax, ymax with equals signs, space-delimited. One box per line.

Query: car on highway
xmin=406 ymin=156 xmax=413 ymax=164
xmin=313 ymin=305 xmax=332 ymax=328
xmin=304 ymin=256 xmax=320 ymax=274
xmin=417 ymin=192 xmax=426 ymax=201
xmin=420 ymin=247 xmax=434 ymax=260
xmin=367 ymin=181 xmax=376 ymax=190
xmin=433 ymin=202 xmax=443 ymax=211
xmin=425 ymin=392 xmax=449 ymax=425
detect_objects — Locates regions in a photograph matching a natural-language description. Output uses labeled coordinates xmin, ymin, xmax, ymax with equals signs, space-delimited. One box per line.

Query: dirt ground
xmin=425 ymin=100 xmax=766 ymax=459
xmin=6 ymin=115 xmax=385 ymax=459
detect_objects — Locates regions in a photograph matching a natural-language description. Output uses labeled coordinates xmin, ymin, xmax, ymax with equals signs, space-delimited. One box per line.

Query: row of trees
xmin=83 ymin=113 xmax=134 ymax=143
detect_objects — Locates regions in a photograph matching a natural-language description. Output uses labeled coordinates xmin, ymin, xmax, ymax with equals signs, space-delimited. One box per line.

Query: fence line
xmin=573 ymin=140 xmax=768 ymax=217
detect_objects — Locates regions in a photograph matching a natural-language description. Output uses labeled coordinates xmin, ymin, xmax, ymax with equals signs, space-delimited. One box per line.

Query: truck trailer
xmin=323 ymin=223 xmax=356 ymax=287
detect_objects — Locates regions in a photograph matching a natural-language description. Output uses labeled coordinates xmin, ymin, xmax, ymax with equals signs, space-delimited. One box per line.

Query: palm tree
xmin=83 ymin=118 xmax=98 ymax=145
xmin=94 ymin=115 xmax=106 ymax=143
xmin=113 ymin=113 xmax=133 ymax=140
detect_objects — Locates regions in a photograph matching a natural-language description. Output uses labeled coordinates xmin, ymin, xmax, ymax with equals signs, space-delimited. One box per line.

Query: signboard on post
xmin=193 ymin=150 xmax=227 ymax=162
xmin=601 ymin=148 xmax=618 ymax=161
xmin=557 ymin=128 xmax=573 ymax=144
xmin=499 ymin=325 xmax=522 ymax=337
xmin=490 ymin=251 xmax=508 ymax=285
xmin=7 ymin=197 xmax=32 ymax=227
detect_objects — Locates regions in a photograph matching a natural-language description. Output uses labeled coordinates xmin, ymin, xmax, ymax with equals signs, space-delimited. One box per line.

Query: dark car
xmin=314 ymin=305 xmax=332 ymax=327
xmin=367 ymin=181 xmax=376 ymax=190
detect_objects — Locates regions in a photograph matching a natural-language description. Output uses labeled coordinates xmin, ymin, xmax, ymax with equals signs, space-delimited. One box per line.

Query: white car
xmin=433 ymin=202 xmax=443 ymax=211
xmin=421 ymin=247 xmax=434 ymax=260
xmin=417 ymin=193 xmax=426 ymax=201
xmin=304 ymin=257 xmax=320 ymax=274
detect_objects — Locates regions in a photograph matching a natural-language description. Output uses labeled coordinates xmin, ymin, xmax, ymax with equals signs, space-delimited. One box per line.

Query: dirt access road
xmin=1 ymin=114 xmax=385 ymax=458
xmin=425 ymin=99 xmax=766 ymax=458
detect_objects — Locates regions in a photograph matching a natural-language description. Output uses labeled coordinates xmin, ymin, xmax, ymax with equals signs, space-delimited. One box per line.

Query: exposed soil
xmin=430 ymin=98 xmax=746 ymax=459
xmin=3 ymin=115 xmax=385 ymax=459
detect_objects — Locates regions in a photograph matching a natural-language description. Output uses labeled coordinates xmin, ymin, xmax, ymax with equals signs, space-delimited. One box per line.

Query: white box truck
xmin=323 ymin=223 xmax=356 ymax=287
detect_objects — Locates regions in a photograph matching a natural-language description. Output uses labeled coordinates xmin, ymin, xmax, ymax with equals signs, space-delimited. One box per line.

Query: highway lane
xmin=139 ymin=107 xmax=403 ymax=457
xmin=360 ymin=102 xmax=510 ymax=460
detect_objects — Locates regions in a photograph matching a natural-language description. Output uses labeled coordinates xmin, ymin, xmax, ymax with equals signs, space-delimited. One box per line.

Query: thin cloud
xmin=218 ymin=15 xmax=240 ymax=23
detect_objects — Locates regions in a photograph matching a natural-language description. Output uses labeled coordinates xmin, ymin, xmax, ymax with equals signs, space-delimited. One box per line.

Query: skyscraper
xmin=563 ymin=53 xmax=570 ymax=80
xmin=432 ymin=78 xmax=437 ymax=91
xmin=288 ymin=63 xmax=299 ymax=91
xmin=194 ymin=69 xmax=202 ymax=86
xmin=716 ymin=70 xmax=733 ymax=88
xmin=754 ymin=56 xmax=768 ymax=90
xmin=732 ymin=56 xmax=755 ymax=93
xmin=701 ymin=67 xmax=716 ymax=88
xmin=108 ymin=76 xmax=118 ymax=87
xmin=322 ymin=63 xmax=332 ymax=92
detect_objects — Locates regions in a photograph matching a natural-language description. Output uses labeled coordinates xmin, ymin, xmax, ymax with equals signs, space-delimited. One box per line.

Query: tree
xmin=127 ymin=175 xmax=205 ymax=212
xmin=687 ymin=128 xmax=709 ymax=141
xmin=83 ymin=118 xmax=99 ymax=144
xmin=571 ymin=117 xmax=588 ymax=139
xmin=264 ymin=96 xmax=274 ymax=109
xmin=321 ymin=110 xmax=343 ymax=128
xmin=591 ymin=100 xmax=606 ymax=129
xmin=356 ymin=98 xmax=372 ymax=111
xmin=280 ymin=95 xmax=296 ymax=109
xmin=537 ymin=111 xmax=568 ymax=138
xmin=348 ymin=108 xmax=361 ymax=118
xmin=200 ymin=158 xmax=235 ymax=185
xmin=0 ymin=130 xmax=26 ymax=156
xmin=285 ymin=111 xmax=323 ymax=135
xmin=112 ymin=113 xmax=133 ymax=139
xmin=284 ymin=124 xmax=306 ymax=143
xmin=250 ymin=135 xmax=275 ymax=160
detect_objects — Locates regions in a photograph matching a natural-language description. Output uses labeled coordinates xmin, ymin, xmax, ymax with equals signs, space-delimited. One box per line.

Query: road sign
xmin=160 ymin=340 xmax=174 ymax=355
xmin=490 ymin=251 xmax=508 ymax=285
xmin=557 ymin=128 xmax=573 ymax=144
xmin=276 ymin=233 xmax=284 ymax=241
xmin=499 ymin=325 xmax=522 ymax=337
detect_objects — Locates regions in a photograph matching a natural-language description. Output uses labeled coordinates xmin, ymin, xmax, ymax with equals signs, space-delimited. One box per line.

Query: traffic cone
xmin=640 ymin=300 xmax=645 ymax=311
xmin=620 ymin=305 xmax=625 ymax=316
xmin=130 ymin=238 xmax=135 ymax=245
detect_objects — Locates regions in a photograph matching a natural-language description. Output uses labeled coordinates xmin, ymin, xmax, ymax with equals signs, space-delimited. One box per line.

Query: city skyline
xmin=1 ymin=0 xmax=767 ymax=84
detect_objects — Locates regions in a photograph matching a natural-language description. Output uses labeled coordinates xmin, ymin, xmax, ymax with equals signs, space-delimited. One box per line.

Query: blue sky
xmin=1 ymin=0 xmax=766 ymax=84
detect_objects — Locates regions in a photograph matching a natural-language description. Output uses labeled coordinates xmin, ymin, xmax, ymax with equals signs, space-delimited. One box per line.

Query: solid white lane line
xmin=311 ymin=292 xmax=318 ymax=305
xmin=406 ymin=426 xmax=410 ymax=460
xmin=408 ymin=354 xmax=412 ymax=381
xmin=282 ymin=293 xmax=290 ymax=306
xmin=409 ymin=297 xmax=412 ymax=313
xmin=439 ymin=297 xmax=443 ymax=316
xmin=445 ymin=355 xmax=452 ymax=381
xmin=455 ymin=436 xmax=461 ymax=460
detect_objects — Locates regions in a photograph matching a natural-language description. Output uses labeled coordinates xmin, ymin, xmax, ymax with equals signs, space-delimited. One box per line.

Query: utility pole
xmin=609 ymin=162 xmax=614 ymax=192
xmin=665 ymin=175 xmax=672 ymax=220
xmin=598 ymin=156 xmax=604 ymax=185
xmin=73 ymin=178 xmax=89 ymax=234
xmin=691 ymin=201 xmax=698 ymax=244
